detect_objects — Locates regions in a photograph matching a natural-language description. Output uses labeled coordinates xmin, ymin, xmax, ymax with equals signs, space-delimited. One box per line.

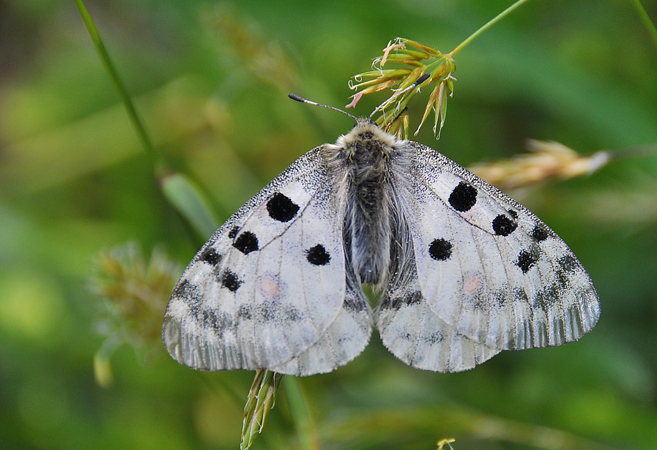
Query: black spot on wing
xmin=449 ymin=182 xmax=478 ymax=212
xmin=220 ymin=269 xmax=242 ymax=292
xmin=491 ymin=290 xmax=506 ymax=307
xmin=532 ymin=225 xmax=549 ymax=242
xmin=515 ymin=288 xmax=530 ymax=305
xmin=535 ymin=284 xmax=560 ymax=311
xmin=552 ymin=255 xmax=579 ymax=291
xmin=555 ymin=269 xmax=570 ymax=290
xmin=196 ymin=309 xmax=233 ymax=334
xmin=558 ymin=254 xmax=578 ymax=272
xmin=492 ymin=214 xmax=517 ymax=236
xmin=517 ymin=250 xmax=536 ymax=273
xmin=267 ymin=192 xmax=300 ymax=222
xmin=471 ymin=288 xmax=488 ymax=310
xmin=257 ymin=303 xmax=276 ymax=321
xmin=199 ymin=247 xmax=222 ymax=265
xmin=306 ymin=244 xmax=331 ymax=266
xmin=236 ymin=305 xmax=252 ymax=320
xmin=256 ymin=303 xmax=302 ymax=322
xmin=429 ymin=238 xmax=452 ymax=261
xmin=284 ymin=306 xmax=302 ymax=322
xmin=399 ymin=332 xmax=413 ymax=341
xmin=492 ymin=287 xmax=530 ymax=309
xmin=228 ymin=226 xmax=239 ymax=239
xmin=508 ymin=209 xmax=518 ymax=219
xmin=233 ymin=231 xmax=259 ymax=254
xmin=172 ymin=279 xmax=201 ymax=302
xmin=174 ymin=280 xmax=235 ymax=334
xmin=422 ymin=331 xmax=443 ymax=345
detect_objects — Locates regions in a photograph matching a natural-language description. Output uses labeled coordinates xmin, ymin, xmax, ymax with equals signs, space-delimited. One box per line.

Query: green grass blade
xmin=160 ymin=172 xmax=219 ymax=240
xmin=74 ymin=0 xmax=157 ymax=164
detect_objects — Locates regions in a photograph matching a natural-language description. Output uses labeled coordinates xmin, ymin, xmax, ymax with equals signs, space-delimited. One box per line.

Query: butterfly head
xmin=338 ymin=118 xmax=398 ymax=149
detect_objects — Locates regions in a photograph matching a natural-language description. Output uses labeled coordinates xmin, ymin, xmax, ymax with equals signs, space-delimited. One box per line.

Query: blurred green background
xmin=2 ymin=0 xmax=657 ymax=449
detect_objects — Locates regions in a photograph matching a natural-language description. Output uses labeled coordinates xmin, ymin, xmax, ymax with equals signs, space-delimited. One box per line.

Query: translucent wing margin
xmin=403 ymin=141 xmax=600 ymax=351
xmin=163 ymin=147 xmax=372 ymax=375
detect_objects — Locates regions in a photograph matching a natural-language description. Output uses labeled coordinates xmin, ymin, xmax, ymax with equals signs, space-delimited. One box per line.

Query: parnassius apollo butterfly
xmin=163 ymin=95 xmax=600 ymax=376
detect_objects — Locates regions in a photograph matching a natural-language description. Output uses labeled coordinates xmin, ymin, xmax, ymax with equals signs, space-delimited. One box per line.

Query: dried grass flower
xmin=90 ymin=243 xmax=180 ymax=386
xmin=348 ymin=38 xmax=456 ymax=139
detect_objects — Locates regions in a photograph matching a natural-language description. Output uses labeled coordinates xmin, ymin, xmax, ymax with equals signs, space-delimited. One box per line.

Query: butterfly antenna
xmin=288 ymin=93 xmax=357 ymax=121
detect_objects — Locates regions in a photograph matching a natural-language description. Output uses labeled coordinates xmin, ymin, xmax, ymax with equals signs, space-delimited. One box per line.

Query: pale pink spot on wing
xmin=259 ymin=277 xmax=280 ymax=299
xmin=464 ymin=276 xmax=482 ymax=295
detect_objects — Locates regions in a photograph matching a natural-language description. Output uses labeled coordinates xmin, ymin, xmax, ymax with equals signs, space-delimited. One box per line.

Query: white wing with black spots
xmin=403 ymin=141 xmax=600 ymax=352
xmin=163 ymin=147 xmax=372 ymax=374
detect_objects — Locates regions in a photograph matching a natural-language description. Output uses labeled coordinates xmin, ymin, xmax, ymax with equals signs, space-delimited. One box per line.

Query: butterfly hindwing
xmin=271 ymin=275 xmax=372 ymax=375
xmin=376 ymin=254 xmax=502 ymax=372
xmin=163 ymin=147 xmax=372 ymax=374
xmin=403 ymin=141 xmax=600 ymax=351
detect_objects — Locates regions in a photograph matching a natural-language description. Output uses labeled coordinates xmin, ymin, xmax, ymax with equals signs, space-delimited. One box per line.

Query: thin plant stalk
xmin=241 ymin=370 xmax=284 ymax=450
xmin=449 ymin=0 xmax=532 ymax=57
xmin=283 ymin=376 xmax=319 ymax=450
xmin=349 ymin=1 xmax=533 ymax=136
xmin=74 ymin=0 xmax=157 ymax=165
xmin=75 ymin=0 xmax=220 ymax=242
xmin=631 ymin=0 xmax=657 ymax=51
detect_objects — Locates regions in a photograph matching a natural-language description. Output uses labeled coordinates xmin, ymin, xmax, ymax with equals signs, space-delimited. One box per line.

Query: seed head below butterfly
xmin=162 ymin=95 xmax=600 ymax=376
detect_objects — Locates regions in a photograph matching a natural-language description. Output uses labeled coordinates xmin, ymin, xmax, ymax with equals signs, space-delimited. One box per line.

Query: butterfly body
xmin=163 ymin=120 xmax=600 ymax=376
xmin=328 ymin=119 xmax=409 ymax=287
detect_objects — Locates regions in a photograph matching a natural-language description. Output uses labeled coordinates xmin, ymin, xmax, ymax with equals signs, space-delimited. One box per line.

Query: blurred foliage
xmin=89 ymin=243 xmax=180 ymax=387
xmin=1 ymin=1 xmax=657 ymax=449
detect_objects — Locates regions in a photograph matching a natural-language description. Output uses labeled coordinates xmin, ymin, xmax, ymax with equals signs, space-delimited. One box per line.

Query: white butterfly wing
xmin=376 ymin=256 xmax=501 ymax=372
xmin=270 ymin=275 xmax=372 ymax=375
xmin=163 ymin=147 xmax=372 ymax=375
xmin=404 ymin=141 xmax=600 ymax=351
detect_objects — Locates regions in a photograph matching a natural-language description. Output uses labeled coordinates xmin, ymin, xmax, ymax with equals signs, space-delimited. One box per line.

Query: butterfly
xmin=162 ymin=95 xmax=600 ymax=376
